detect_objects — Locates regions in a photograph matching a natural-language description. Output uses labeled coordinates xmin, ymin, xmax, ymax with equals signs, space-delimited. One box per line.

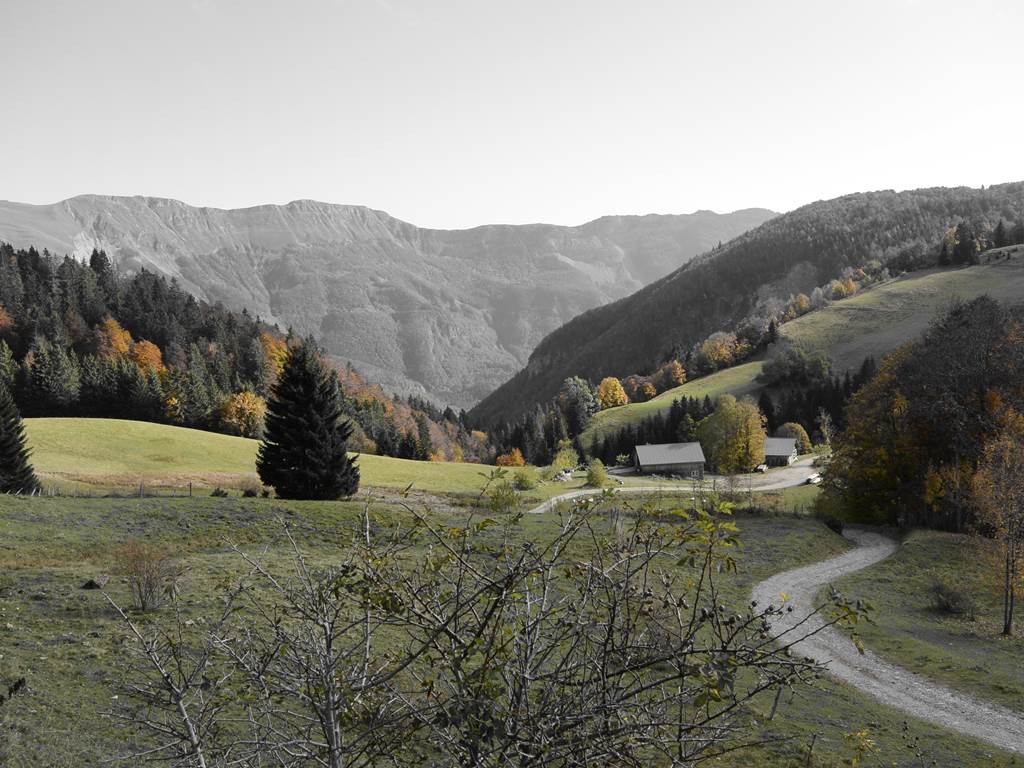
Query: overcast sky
xmin=1 ymin=0 xmax=1022 ymax=229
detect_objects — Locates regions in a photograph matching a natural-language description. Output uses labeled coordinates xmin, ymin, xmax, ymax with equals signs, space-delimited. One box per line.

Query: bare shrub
xmin=114 ymin=541 xmax=182 ymax=612
xmin=930 ymin=575 xmax=976 ymax=619
xmin=239 ymin=480 xmax=261 ymax=498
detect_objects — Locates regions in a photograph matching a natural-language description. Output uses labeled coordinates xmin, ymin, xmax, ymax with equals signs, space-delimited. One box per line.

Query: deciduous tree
xmin=596 ymin=377 xmax=628 ymax=409
xmin=697 ymin=395 xmax=766 ymax=473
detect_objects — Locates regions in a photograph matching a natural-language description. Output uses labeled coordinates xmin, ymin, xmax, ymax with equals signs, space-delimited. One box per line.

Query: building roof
xmin=634 ymin=442 xmax=706 ymax=466
xmin=765 ymin=437 xmax=798 ymax=457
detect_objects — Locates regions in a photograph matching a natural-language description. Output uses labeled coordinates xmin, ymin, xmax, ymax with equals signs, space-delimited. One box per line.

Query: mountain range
xmin=0 ymin=195 xmax=774 ymax=406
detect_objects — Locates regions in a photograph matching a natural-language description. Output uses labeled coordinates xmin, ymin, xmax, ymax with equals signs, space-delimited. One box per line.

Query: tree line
xmin=820 ymin=296 xmax=1024 ymax=633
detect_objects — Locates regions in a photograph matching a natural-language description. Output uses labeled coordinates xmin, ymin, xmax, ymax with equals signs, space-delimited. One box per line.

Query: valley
xmin=0 ymin=420 xmax=1019 ymax=766
xmin=0 ymin=196 xmax=773 ymax=407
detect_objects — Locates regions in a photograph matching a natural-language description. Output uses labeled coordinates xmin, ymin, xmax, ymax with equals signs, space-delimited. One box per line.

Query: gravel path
xmin=752 ymin=529 xmax=1024 ymax=754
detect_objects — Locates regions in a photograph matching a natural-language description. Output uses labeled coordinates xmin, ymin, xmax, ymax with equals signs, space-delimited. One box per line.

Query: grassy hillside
xmin=23 ymin=418 xmax=701 ymax=499
xmin=24 ymin=418 xmax=503 ymax=497
xmin=583 ymin=361 xmax=764 ymax=442
xmin=581 ymin=252 xmax=1024 ymax=443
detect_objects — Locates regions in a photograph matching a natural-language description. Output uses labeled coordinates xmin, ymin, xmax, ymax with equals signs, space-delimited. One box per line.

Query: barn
xmin=764 ymin=437 xmax=798 ymax=467
xmin=633 ymin=442 xmax=706 ymax=479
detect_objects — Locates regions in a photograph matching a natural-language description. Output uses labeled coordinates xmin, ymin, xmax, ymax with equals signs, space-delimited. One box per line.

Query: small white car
xmin=755 ymin=464 xmax=768 ymax=473
xmin=805 ymin=473 xmax=823 ymax=485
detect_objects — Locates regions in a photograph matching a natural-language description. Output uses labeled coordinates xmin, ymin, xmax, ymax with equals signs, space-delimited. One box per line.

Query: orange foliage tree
xmin=496 ymin=448 xmax=526 ymax=467
xmin=260 ymin=331 xmax=289 ymax=378
xmin=653 ymin=360 xmax=686 ymax=392
xmin=96 ymin=317 xmax=133 ymax=359
xmin=131 ymin=340 xmax=165 ymax=372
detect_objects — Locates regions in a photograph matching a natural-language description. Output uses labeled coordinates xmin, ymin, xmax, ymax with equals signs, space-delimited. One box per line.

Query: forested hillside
xmin=471 ymin=183 xmax=1024 ymax=426
xmin=0 ymin=243 xmax=489 ymax=463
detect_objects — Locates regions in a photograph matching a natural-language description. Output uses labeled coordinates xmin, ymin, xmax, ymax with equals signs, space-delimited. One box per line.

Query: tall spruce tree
xmin=0 ymin=385 xmax=39 ymax=494
xmin=257 ymin=337 xmax=359 ymax=499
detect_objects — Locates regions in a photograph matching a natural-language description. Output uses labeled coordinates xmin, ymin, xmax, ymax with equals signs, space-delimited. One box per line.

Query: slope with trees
xmin=471 ymin=183 xmax=1024 ymax=427
xmin=0 ymin=242 xmax=489 ymax=464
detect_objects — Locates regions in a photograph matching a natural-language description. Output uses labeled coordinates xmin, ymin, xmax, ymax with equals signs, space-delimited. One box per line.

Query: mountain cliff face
xmin=0 ymin=195 xmax=774 ymax=406
xmin=469 ymin=182 xmax=1024 ymax=426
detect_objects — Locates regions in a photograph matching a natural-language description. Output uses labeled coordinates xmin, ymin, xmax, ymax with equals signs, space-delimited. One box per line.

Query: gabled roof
xmin=765 ymin=437 xmax=798 ymax=457
xmin=634 ymin=442 xmax=705 ymax=466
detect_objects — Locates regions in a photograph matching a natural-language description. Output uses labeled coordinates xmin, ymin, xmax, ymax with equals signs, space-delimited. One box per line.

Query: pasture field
xmin=0 ymin=489 xmax=1012 ymax=767
xmin=833 ymin=528 xmax=1024 ymax=714
xmin=24 ymin=418 xmax=712 ymax=501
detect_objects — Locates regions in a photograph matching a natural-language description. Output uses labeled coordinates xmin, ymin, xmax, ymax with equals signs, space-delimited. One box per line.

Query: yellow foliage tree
xmin=596 ymin=377 xmax=629 ymax=410
xmin=696 ymin=332 xmax=739 ymax=372
xmin=260 ymin=331 xmax=289 ymax=378
xmin=973 ymin=408 xmax=1024 ymax=635
xmin=96 ymin=316 xmax=132 ymax=359
xmin=696 ymin=395 xmax=766 ymax=474
xmin=218 ymin=391 xmax=267 ymax=438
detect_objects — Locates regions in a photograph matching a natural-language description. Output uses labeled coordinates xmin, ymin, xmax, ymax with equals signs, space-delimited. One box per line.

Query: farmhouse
xmin=764 ymin=437 xmax=798 ymax=466
xmin=633 ymin=442 xmax=706 ymax=479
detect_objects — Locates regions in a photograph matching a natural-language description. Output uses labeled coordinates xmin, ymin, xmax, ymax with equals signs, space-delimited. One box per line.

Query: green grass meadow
xmin=0 ymin=490 xmax=1012 ymax=767
xmin=833 ymin=529 xmax=1024 ymax=715
xmin=4 ymin=414 xmax=1023 ymax=765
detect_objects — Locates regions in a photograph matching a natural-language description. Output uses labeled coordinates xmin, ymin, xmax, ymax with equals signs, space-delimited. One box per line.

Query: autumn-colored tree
xmin=130 ymin=340 xmax=165 ymax=373
xmin=260 ymin=331 xmax=289 ymax=378
xmin=95 ymin=316 xmax=133 ymax=359
xmin=596 ymin=377 xmax=629 ymax=410
xmin=817 ymin=346 xmax=918 ymax=526
xmin=218 ymin=391 xmax=268 ymax=438
xmin=696 ymin=395 xmax=766 ymax=474
xmin=0 ymin=305 xmax=14 ymax=337
xmin=694 ymin=332 xmax=740 ymax=373
xmin=637 ymin=382 xmax=657 ymax=402
xmin=495 ymin=448 xmax=526 ymax=467
xmin=784 ymin=293 xmax=812 ymax=321
xmin=972 ymin=408 xmax=1024 ymax=635
xmin=653 ymin=359 xmax=686 ymax=392
xmin=776 ymin=422 xmax=812 ymax=454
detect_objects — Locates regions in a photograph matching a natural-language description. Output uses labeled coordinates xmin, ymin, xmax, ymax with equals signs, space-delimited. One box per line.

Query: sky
xmin=1 ymin=0 xmax=1022 ymax=229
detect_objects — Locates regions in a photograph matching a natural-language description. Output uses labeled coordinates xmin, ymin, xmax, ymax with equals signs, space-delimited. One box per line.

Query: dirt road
xmin=752 ymin=529 xmax=1024 ymax=754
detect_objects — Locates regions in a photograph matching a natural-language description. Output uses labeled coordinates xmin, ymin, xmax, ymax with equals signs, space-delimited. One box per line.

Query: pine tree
xmin=257 ymin=337 xmax=359 ymax=499
xmin=0 ymin=385 xmax=39 ymax=494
